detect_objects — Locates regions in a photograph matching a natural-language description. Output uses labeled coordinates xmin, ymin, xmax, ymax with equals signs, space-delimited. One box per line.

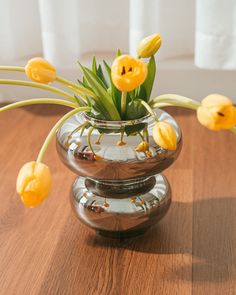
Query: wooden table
xmin=0 ymin=105 xmax=236 ymax=295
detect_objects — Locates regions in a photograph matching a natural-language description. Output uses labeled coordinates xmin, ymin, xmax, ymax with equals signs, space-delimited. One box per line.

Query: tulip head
xmin=16 ymin=161 xmax=52 ymax=208
xmin=25 ymin=57 xmax=56 ymax=84
xmin=137 ymin=34 xmax=162 ymax=58
xmin=111 ymin=55 xmax=147 ymax=92
xmin=152 ymin=121 xmax=177 ymax=150
xmin=197 ymin=94 xmax=236 ymax=130
xmin=135 ymin=141 xmax=149 ymax=152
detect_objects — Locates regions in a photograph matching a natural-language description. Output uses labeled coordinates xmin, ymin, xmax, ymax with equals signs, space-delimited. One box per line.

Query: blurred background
xmin=0 ymin=0 xmax=236 ymax=102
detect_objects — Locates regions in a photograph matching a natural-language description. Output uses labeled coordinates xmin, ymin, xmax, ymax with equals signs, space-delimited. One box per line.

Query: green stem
xmin=151 ymin=94 xmax=200 ymax=109
xmin=95 ymin=133 xmax=104 ymax=144
xmin=70 ymin=122 xmax=88 ymax=137
xmin=0 ymin=79 xmax=77 ymax=103
xmin=120 ymin=130 xmax=125 ymax=143
xmin=152 ymin=101 xmax=198 ymax=111
xmin=80 ymin=122 xmax=89 ymax=137
xmin=87 ymin=127 xmax=95 ymax=154
xmin=36 ymin=106 xmax=91 ymax=163
xmin=137 ymin=131 xmax=145 ymax=141
xmin=0 ymin=98 xmax=76 ymax=113
xmin=139 ymin=99 xmax=159 ymax=122
xmin=0 ymin=66 xmax=25 ymax=72
xmin=56 ymin=76 xmax=97 ymax=99
xmin=143 ymin=127 xmax=149 ymax=143
xmin=0 ymin=67 xmax=95 ymax=101
xmin=121 ymin=92 xmax=127 ymax=118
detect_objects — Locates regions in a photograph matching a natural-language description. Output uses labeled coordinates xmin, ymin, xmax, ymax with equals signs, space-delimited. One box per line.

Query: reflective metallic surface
xmin=71 ymin=174 xmax=171 ymax=238
xmin=56 ymin=110 xmax=182 ymax=237
xmin=56 ymin=109 xmax=182 ymax=180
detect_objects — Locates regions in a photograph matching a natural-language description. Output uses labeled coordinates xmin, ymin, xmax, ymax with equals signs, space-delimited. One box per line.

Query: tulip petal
xmin=16 ymin=161 xmax=52 ymax=208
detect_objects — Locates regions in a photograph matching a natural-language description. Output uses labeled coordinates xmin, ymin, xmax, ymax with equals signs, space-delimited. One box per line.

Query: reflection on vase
xmin=56 ymin=109 xmax=182 ymax=237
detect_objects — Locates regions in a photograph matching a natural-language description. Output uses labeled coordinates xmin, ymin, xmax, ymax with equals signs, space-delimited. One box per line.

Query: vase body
xmin=56 ymin=109 xmax=182 ymax=238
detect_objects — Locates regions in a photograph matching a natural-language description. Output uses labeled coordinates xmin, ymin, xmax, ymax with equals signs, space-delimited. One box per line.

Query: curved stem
xmin=0 ymin=98 xmax=76 ymax=113
xmin=36 ymin=106 xmax=91 ymax=163
xmin=0 ymin=79 xmax=77 ymax=103
xmin=79 ymin=122 xmax=88 ymax=138
xmin=0 ymin=66 xmax=25 ymax=72
xmin=139 ymin=99 xmax=159 ymax=122
xmin=152 ymin=101 xmax=198 ymax=111
xmin=66 ymin=86 xmax=88 ymax=104
xmin=151 ymin=94 xmax=200 ymax=109
xmin=137 ymin=131 xmax=145 ymax=141
xmin=0 ymin=67 xmax=95 ymax=100
xmin=56 ymin=76 xmax=97 ymax=99
xmin=95 ymin=133 xmax=104 ymax=145
xmin=70 ymin=122 xmax=88 ymax=137
xmin=87 ymin=127 xmax=95 ymax=154
xmin=143 ymin=127 xmax=149 ymax=143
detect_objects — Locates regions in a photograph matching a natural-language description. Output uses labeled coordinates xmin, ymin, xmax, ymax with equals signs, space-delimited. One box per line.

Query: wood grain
xmin=0 ymin=105 xmax=235 ymax=295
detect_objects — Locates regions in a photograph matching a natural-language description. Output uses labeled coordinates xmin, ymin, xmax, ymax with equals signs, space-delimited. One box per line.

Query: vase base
xmin=71 ymin=174 xmax=171 ymax=237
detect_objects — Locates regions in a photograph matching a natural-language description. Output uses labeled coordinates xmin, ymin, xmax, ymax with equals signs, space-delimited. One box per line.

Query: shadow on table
xmin=38 ymin=197 xmax=236 ymax=293
xmin=86 ymin=197 xmax=236 ymax=283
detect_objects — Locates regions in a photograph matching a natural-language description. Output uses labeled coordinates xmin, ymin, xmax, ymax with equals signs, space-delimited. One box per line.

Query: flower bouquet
xmin=1 ymin=34 xmax=236 ymax=237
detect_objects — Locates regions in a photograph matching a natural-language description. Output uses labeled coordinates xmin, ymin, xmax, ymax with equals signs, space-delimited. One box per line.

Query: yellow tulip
xmin=137 ymin=34 xmax=162 ymax=58
xmin=111 ymin=55 xmax=147 ymax=92
xmin=25 ymin=57 xmax=56 ymax=84
xmin=16 ymin=161 xmax=52 ymax=208
xmin=152 ymin=121 xmax=177 ymax=150
xmin=135 ymin=141 xmax=149 ymax=152
xmin=197 ymin=94 xmax=236 ymax=130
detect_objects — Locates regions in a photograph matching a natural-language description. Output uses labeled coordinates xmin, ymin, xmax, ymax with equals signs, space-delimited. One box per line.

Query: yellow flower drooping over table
xmin=111 ymin=55 xmax=147 ymax=92
xmin=152 ymin=121 xmax=177 ymax=150
xmin=0 ymin=32 xmax=235 ymax=214
xmin=137 ymin=34 xmax=162 ymax=58
xmin=197 ymin=94 xmax=236 ymax=130
xmin=25 ymin=57 xmax=56 ymax=84
xmin=16 ymin=161 xmax=52 ymax=208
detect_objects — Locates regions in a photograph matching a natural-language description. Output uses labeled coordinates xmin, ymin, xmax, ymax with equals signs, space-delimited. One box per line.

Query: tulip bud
xmin=152 ymin=121 xmax=177 ymax=150
xmin=16 ymin=161 xmax=52 ymax=208
xmin=25 ymin=57 xmax=56 ymax=84
xmin=137 ymin=34 xmax=162 ymax=58
xmin=135 ymin=141 xmax=149 ymax=152
xmin=197 ymin=94 xmax=236 ymax=130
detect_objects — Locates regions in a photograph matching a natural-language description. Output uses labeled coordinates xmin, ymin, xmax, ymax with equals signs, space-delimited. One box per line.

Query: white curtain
xmin=195 ymin=0 xmax=236 ymax=69
xmin=0 ymin=0 xmax=236 ymax=69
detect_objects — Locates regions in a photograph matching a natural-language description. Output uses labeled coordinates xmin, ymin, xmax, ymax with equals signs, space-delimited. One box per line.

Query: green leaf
xmin=92 ymin=56 xmax=98 ymax=74
xmin=128 ymin=89 xmax=136 ymax=100
xmin=91 ymin=57 xmax=109 ymax=89
xmin=97 ymin=64 xmax=109 ymax=89
xmin=74 ymin=94 xmax=86 ymax=107
xmin=143 ymin=56 xmax=156 ymax=101
xmin=125 ymin=123 xmax=146 ymax=136
xmin=89 ymin=104 xmax=107 ymax=120
xmin=78 ymin=78 xmax=108 ymax=117
xmin=136 ymin=85 xmax=147 ymax=101
xmin=103 ymin=60 xmax=121 ymax=114
xmin=126 ymin=100 xmax=147 ymax=120
xmin=78 ymin=62 xmax=121 ymax=120
xmin=116 ymin=48 xmax=122 ymax=57
xmin=77 ymin=78 xmax=93 ymax=92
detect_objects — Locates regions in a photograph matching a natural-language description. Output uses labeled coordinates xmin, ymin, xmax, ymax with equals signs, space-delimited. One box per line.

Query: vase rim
xmin=81 ymin=112 xmax=151 ymax=127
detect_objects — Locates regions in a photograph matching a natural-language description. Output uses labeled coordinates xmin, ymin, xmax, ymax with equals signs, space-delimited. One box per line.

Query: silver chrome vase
xmin=56 ymin=109 xmax=182 ymax=238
